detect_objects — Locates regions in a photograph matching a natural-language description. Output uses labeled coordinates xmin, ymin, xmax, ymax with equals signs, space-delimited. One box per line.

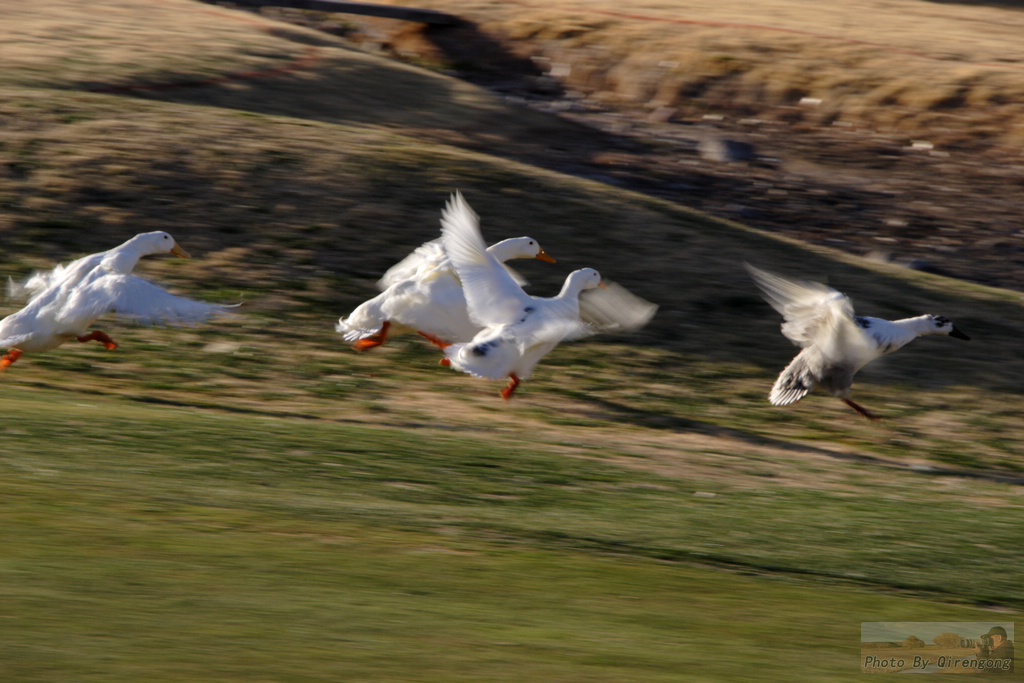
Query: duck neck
xmin=896 ymin=315 xmax=944 ymax=338
xmin=883 ymin=315 xmax=940 ymax=348
xmin=557 ymin=275 xmax=588 ymax=300
xmin=484 ymin=239 xmax=521 ymax=263
xmin=100 ymin=237 xmax=146 ymax=274
xmin=856 ymin=316 xmax=918 ymax=355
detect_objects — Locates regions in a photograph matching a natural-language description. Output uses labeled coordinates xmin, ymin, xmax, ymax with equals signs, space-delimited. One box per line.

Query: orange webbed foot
xmin=353 ymin=337 xmax=385 ymax=352
xmin=353 ymin=321 xmax=390 ymax=352
xmin=0 ymin=348 xmax=23 ymax=370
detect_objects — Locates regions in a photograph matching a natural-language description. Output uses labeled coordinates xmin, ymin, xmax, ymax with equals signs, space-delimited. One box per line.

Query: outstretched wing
xmin=439 ymin=191 xmax=531 ymax=327
xmin=68 ymin=274 xmax=239 ymax=326
xmin=746 ymin=263 xmax=871 ymax=364
xmin=579 ymin=281 xmax=658 ymax=335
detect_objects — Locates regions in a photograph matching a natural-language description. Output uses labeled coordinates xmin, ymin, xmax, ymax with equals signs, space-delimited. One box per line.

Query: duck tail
xmin=769 ymin=349 xmax=818 ymax=406
xmin=336 ymin=295 xmax=386 ymax=341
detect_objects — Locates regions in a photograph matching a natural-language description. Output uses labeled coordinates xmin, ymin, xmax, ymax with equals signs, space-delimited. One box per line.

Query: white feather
xmin=439 ymin=192 xmax=533 ymax=328
xmin=440 ymin=191 xmax=654 ymax=396
xmin=0 ymin=232 xmax=236 ymax=358
xmin=337 ymin=196 xmax=554 ymax=346
xmin=747 ymin=263 xmax=969 ymax=414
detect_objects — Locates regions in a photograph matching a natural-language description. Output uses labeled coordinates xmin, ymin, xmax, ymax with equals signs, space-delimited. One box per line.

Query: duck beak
xmin=535 ymin=248 xmax=556 ymax=263
xmin=598 ymin=280 xmax=609 ymax=289
xmin=170 ymin=242 xmax=191 ymax=259
xmin=950 ymin=326 xmax=970 ymax=341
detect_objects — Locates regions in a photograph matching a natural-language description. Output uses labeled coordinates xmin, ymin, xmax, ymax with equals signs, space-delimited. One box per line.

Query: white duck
xmin=439 ymin=191 xmax=656 ymax=399
xmin=746 ymin=264 xmax=970 ymax=420
xmin=336 ymin=230 xmax=555 ymax=351
xmin=0 ymin=231 xmax=236 ymax=369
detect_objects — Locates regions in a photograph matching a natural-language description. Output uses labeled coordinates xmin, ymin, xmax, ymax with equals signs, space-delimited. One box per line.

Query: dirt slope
xmin=261 ymin=0 xmax=1024 ymax=290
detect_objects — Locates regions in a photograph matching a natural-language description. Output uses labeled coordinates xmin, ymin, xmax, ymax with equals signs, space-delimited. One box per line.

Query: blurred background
xmin=1 ymin=1 xmax=1021 ymax=680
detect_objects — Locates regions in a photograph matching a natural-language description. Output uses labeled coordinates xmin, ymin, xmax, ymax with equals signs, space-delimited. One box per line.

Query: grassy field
xmin=2 ymin=388 xmax=1019 ymax=682
xmin=1 ymin=2 xmax=1022 ymax=681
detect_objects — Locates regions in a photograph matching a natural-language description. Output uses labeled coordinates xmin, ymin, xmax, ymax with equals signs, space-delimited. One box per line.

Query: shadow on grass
xmin=81 ymin=41 xmax=615 ymax=169
xmin=565 ymin=390 xmax=1024 ymax=486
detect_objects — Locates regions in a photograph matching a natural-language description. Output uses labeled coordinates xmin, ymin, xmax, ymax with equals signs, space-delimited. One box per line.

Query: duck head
xmin=102 ymin=231 xmax=191 ymax=274
xmin=487 ymin=237 xmax=556 ymax=263
xmin=561 ymin=267 xmax=606 ymax=296
xmin=151 ymin=231 xmax=190 ymax=258
xmin=928 ymin=314 xmax=970 ymax=340
xmin=126 ymin=231 xmax=190 ymax=258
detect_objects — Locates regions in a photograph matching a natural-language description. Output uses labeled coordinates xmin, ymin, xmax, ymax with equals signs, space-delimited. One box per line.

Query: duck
xmin=0 ymin=231 xmax=236 ymax=369
xmin=746 ymin=263 xmax=970 ymax=420
xmin=336 ymin=222 xmax=555 ymax=351
xmin=439 ymin=191 xmax=656 ymax=399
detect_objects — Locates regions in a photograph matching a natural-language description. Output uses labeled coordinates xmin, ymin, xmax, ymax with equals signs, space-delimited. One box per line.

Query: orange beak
xmin=598 ymin=280 xmax=608 ymax=288
xmin=170 ymin=242 xmax=191 ymax=258
xmin=535 ymin=248 xmax=556 ymax=263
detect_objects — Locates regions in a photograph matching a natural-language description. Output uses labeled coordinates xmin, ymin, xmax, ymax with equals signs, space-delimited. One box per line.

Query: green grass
xmin=0 ymin=389 xmax=1017 ymax=682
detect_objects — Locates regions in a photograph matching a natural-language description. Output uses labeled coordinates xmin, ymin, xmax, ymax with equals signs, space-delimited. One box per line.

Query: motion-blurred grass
xmin=0 ymin=2 xmax=1021 ymax=681
xmin=1 ymin=389 xmax=1016 ymax=682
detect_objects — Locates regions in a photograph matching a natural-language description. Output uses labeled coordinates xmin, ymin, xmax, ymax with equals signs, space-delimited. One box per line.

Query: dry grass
xmin=3 ymin=59 xmax=1024 ymax=472
xmin=2 ymin=0 xmax=315 ymax=89
xmin=374 ymin=0 xmax=1024 ymax=147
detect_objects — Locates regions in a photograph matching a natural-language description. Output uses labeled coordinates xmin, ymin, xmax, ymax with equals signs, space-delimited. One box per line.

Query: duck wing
xmin=67 ymin=274 xmax=238 ymax=327
xmin=746 ymin=264 xmax=872 ymax=365
xmin=440 ymin=191 xmax=532 ymax=327
xmin=578 ymin=281 xmax=658 ymax=335
xmin=377 ymin=239 xmax=447 ymax=290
